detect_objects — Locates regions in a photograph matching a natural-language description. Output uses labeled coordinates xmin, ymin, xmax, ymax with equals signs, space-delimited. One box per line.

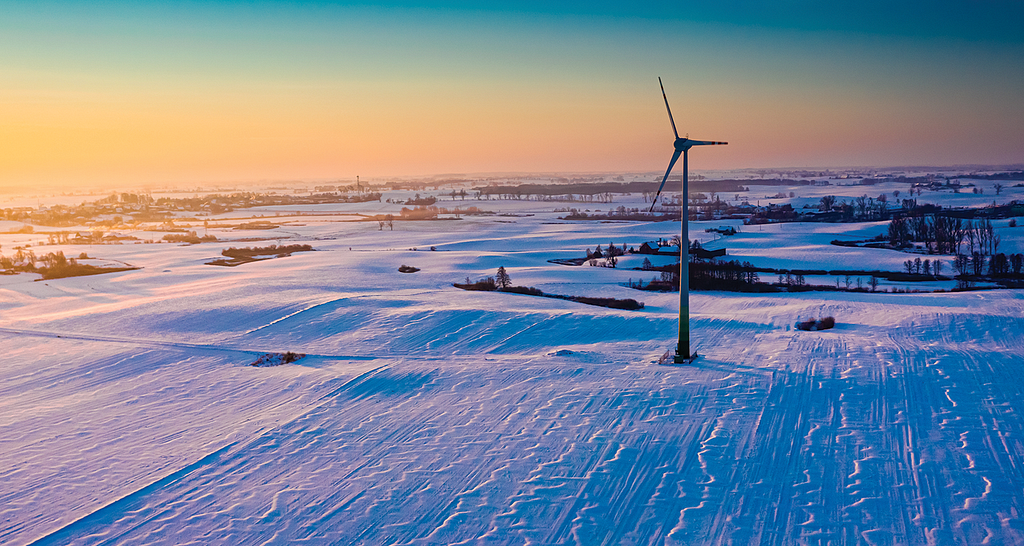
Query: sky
xmin=1 ymin=0 xmax=1023 ymax=189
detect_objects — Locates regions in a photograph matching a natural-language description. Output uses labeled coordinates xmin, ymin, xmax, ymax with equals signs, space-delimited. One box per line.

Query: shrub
xmin=796 ymin=316 xmax=836 ymax=331
xmin=453 ymin=277 xmax=497 ymax=291
xmin=251 ymin=351 xmax=305 ymax=367
xmin=795 ymin=319 xmax=816 ymax=331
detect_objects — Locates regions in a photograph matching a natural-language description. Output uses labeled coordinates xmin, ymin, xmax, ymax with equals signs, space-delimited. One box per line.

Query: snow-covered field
xmin=3 ymin=178 xmax=1024 ymax=544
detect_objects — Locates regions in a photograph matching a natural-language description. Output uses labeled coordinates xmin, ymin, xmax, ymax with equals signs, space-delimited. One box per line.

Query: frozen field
xmin=3 ymin=180 xmax=1024 ymax=544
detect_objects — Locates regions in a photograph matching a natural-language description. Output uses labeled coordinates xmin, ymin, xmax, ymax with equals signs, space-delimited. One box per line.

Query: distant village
xmin=0 ymin=188 xmax=383 ymax=230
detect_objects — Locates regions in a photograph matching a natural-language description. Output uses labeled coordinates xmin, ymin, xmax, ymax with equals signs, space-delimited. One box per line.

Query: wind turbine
xmin=649 ymin=77 xmax=727 ymax=363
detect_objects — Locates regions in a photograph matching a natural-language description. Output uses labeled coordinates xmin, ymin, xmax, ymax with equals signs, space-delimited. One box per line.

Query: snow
xmin=2 ymin=176 xmax=1024 ymax=544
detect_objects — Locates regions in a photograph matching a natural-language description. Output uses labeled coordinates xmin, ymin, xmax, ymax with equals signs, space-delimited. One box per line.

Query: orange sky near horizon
xmin=2 ymin=2 xmax=1023 ymax=190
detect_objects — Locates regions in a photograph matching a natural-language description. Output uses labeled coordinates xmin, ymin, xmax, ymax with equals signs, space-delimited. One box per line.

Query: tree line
xmin=887 ymin=215 xmax=999 ymax=256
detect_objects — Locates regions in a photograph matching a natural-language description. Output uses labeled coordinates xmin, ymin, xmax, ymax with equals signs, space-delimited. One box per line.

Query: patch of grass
xmin=207 ymin=244 xmax=313 ymax=266
xmin=222 ymin=244 xmax=312 ymax=258
xmin=1 ymin=251 xmax=139 ymax=280
xmin=39 ymin=264 xmax=138 ymax=280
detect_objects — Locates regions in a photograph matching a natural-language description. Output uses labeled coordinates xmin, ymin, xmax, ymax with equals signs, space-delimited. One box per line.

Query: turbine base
xmin=673 ymin=350 xmax=698 ymax=364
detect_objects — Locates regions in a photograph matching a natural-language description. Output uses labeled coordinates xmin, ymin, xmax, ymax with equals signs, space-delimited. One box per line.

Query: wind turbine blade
xmin=658 ymin=77 xmax=679 ymax=140
xmin=649 ymin=148 xmax=683 ymax=213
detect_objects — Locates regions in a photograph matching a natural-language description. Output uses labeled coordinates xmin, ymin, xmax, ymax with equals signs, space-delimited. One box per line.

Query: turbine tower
xmin=649 ymin=77 xmax=727 ymax=363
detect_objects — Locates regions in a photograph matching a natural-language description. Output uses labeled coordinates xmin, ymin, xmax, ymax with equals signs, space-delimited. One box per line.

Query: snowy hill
xmin=2 ymin=175 xmax=1024 ymax=544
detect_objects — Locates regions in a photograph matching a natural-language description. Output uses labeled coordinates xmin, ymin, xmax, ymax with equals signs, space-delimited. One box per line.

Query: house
xmin=694 ymin=247 xmax=727 ymax=259
xmin=640 ymin=240 xmax=726 ymax=259
xmin=638 ymin=241 xmax=665 ymax=255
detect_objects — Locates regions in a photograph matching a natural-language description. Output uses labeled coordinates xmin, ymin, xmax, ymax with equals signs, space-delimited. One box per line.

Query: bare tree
xmin=971 ymin=252 xmax=986 ymax=276
xmin=819 ymin=195 xmax=836 ymax=212
xmin=496 ymin=266 xmax=511 ymax=289
xmin=990 ymin=253 xmax=1010 ymax=276
xmin=952 ymin=217 xmax=965 ymax=255
xmin=953 ymin=254 xmax=969 ymax=277
xmin=888 ymin=217 xmax=910 ymax=247
xmin=965 ymin=220 xmax=977 ymax=255
xmin=1010 ymin=253 xmax=1023 ymax=275
xmin=855 ymin=195 xmax=868 ymax=218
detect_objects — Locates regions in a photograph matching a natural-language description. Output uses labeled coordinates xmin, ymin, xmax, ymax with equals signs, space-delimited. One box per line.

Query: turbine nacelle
xmin=673 ymin=137 xmax=728 ymax=152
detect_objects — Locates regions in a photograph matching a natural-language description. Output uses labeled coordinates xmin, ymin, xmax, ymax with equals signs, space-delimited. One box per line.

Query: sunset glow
xmin=2 ymin=1 xmax=1023 ymax=189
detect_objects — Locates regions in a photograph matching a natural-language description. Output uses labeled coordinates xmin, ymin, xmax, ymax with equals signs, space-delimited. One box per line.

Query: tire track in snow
xmin=28 ymin=361 xmax=758 ymax=545
xmin=24 ymin=364 xmax=389 ymax=546
xmin=236 ymin=296 xmax=357 ymax=336
xmin=0 ymin=327 xmax=376 ymax=362
xmin=9 ymin=302 xmax=1024 ymax=544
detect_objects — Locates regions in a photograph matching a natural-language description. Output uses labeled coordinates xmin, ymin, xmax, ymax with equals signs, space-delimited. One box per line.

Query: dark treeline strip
xmin=453 ymin=281 xmax=644 ymax=310
xmin=632 ymin=259 xmax=961 ymax=293
xmin=964 ymin=171 xmax=1024 ymax=180
xmin=473 ymin=179 xmax=757 ymax=198
xmin=637 ymin=260 xmax=950 ymax=283
xmin=637 ymin=256 xmax=1024 ymax=292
